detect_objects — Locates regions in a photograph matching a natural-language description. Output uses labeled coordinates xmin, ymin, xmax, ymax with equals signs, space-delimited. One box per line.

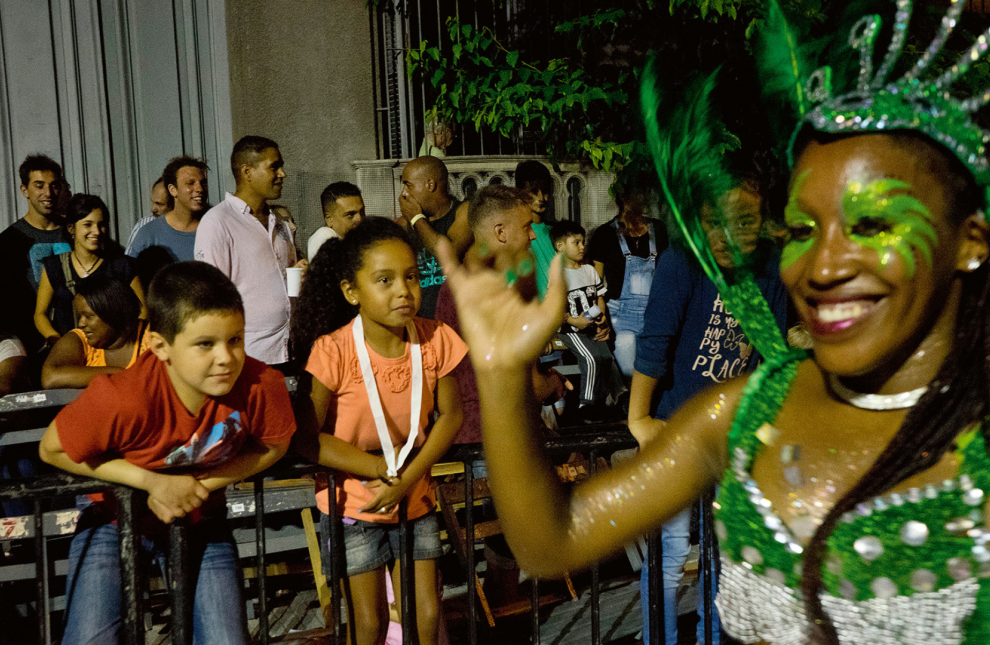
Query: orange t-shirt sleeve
xmin=305 ymin=334 xmax=345 ymax=393
xmin=431 ymin=321 xmax=468 ymax=379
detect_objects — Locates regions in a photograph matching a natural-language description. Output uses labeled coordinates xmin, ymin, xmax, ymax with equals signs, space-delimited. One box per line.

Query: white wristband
xmin=409 ymin=213 xmax=426 ymax=227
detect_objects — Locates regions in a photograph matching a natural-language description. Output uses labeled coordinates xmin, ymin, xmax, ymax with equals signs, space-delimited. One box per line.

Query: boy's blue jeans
xmin=640 ymin=506 xmax=721 ymax=645
xmin=62 ymin=515 xmax=247 ymax=645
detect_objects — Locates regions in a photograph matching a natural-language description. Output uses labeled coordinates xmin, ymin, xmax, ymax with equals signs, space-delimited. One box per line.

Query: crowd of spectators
xmin=0 ymin=134 xmax=794 ymax=644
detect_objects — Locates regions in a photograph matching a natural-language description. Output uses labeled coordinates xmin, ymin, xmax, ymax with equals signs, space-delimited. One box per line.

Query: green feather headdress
xmin=641 ymin=58 xmax=789 ymax=361
xmin=642 ymin=0 xmax=990 ymax=361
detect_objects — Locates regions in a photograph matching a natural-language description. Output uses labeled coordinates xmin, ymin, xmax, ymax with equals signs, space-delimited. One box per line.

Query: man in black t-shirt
xmin=0 ymin=155 xmax=68 ymax=355
xmin=398 ymin=156 xmax=473 ymax=318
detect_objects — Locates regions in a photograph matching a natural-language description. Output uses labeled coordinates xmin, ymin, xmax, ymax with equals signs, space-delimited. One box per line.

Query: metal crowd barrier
xmin=0 ymin=386 xmax=719 ymax=644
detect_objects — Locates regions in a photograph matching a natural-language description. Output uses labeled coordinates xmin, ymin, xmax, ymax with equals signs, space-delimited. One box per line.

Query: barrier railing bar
xmin=169 ymin=520 xmax=193 ymax=645
xmin=646 ymin=532 xmax=661 ymax=645
xmin=33 ymin=498 xmax=49 ymax=645
xmin=1 ymin=432 xmax=640 ymax=643
xmin=117 ymin=486 xmax=143 ymax=645
xmin=326 ymin=470 xmax=343 ymax=638
xmin=701 ymin=491 xmax=715 ymax=645
xmin=530 ymin=575 xmax=540 ymax=645
xmin=399 ymin=498 xmax=416 ymax=645
xmin=589 ymin=448 xmax=600 ymax=645
xmin=464 ymin=460 xmax=477 ymax=645
xmin=255 ymin=479 xmax=269 ymax=644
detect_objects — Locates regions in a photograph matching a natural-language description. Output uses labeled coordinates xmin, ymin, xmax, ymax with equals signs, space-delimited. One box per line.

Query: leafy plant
xmin=406 ymin=1 xmax=761 ymax=187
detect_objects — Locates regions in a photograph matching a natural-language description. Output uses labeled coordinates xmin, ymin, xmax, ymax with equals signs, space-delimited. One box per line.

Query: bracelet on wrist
xmin=409 ymin=213 xmax=427 ymax=227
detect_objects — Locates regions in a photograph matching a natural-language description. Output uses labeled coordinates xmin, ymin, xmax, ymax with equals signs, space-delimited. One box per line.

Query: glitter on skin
xmin=842 ymin=177 xmax=937 ymax=277
xmin=565 ymin=403 xmax=721 ymax=541
xmin=782 ymin=170 xmax=816 ymax=271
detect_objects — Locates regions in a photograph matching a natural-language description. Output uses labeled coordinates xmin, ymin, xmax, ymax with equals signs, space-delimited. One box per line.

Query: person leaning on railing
xmin=38 ymin=261 xmax=296 ymax=645
xmin=40 ymin=273 xmax=149 ymax=389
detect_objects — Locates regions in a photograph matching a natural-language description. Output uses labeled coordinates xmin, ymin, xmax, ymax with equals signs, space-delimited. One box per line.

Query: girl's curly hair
xmin=290 ymin=216 xmax=416 ymax=365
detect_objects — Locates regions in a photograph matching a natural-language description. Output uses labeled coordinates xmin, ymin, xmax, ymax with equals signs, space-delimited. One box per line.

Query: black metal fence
xmin=0 ymin=387 xmax=719 ymax=644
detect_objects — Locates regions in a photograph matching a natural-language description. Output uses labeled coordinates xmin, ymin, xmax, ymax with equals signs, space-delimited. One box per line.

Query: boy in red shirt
xmin=39 ymin=261 xmax=296 ymax=645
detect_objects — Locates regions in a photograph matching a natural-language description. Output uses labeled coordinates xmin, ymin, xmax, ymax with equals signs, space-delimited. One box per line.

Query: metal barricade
xmin=0 ymin=383 xmax=720 ymax=644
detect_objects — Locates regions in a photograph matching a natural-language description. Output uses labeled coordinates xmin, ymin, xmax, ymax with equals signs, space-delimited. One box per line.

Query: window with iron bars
xmin=368 ymin=0 xmax=594 ymax=162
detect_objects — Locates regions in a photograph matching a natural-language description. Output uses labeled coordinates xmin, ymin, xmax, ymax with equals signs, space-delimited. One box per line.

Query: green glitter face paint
xmin=842 ymin=177 xmax=937 ymax=278
xmin=781 ymin=170 xmax=815 ymax=271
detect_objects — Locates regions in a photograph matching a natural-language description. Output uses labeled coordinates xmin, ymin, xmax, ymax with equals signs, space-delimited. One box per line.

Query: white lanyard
xmin=352 ymin=315 xmax=423 ymax=477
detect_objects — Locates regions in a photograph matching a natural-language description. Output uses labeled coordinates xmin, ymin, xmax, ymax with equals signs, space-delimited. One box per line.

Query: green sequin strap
xmin=729 ymin=348 xmax=808 ymax=467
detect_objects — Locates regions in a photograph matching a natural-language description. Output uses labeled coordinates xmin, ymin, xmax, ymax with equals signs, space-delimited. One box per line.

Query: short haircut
xmin=468 ymin=185 xmax=530 ymax=232
xmin=230 ymin=135 xmax=279 ymax=179
xmin=65 ymin=194 xmax=110 ymax=227
xmin=549 ymin=220 xmax=585 ymax=248
xmin=152 ymin=176 xmax=165 ymax=189
xmin=320 ymin=181 xmax=362 ymax=214
xmin=147 ymin=261 xmax=244 ymax=343
xmin=405 ymin=156 xmax=449 ymax=186
xmin=162 ymin=156 xmax=208 ymax=192
xmin=75 ymin=274 xmax=141 ymax=341
xmin=19 ymin=154 xmax=63 ymax=187
xmin=514 ymin=160 xmax=552 ymax=192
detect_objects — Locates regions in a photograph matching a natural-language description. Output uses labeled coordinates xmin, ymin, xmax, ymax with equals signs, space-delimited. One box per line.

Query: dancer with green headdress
xmin=437 ymin=0 xmax=990 ymax=642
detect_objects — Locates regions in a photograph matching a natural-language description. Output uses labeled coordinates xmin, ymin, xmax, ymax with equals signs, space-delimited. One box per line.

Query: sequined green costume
xmin=713 ymin=351 xmax=990 ymax=644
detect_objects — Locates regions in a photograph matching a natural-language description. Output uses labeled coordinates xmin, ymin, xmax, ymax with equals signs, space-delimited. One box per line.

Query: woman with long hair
xmin=34 ymin=194 xmax=144 ymax=345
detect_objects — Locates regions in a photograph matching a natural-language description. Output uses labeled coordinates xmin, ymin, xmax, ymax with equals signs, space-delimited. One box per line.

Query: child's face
xmin=153 ymin=311 xmax=246 ymax=408
xmin=557 ymin=234 xmax=585 ymax=263
xmin=344 ymin=239 xmax=421 ymax=330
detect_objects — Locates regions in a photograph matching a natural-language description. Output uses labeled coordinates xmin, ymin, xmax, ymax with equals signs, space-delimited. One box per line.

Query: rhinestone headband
xmin=786 ymin=0 xmax=990 ymax=199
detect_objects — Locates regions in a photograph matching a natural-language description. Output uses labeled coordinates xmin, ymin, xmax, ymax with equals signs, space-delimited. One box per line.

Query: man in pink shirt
xmin=195 ymin=136 xmax=304 ymax=366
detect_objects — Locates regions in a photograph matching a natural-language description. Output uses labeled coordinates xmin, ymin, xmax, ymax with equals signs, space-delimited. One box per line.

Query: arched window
xmin=462 ymin=177 xmax=478 ymax=200
xmin=566 ymin=177 xmax=583 ymax=224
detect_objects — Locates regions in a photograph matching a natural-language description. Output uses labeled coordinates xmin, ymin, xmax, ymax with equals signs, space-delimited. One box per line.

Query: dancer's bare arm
xmin=437 ymin=239 xmax=736 ymax=576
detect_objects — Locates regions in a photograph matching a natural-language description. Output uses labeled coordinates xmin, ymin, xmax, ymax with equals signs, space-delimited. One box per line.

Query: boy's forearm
xmin=42 ymin=449 xmax=154 ymax=492
xmin=195 ymin=439 xmax=290 ymax=492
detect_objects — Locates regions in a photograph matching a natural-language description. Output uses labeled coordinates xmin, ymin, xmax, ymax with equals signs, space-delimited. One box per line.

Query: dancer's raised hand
xmin=436 ymin=237 xmax=566 ymax=372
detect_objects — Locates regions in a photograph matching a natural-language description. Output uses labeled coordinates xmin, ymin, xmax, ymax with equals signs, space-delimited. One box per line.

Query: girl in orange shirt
xmin=292 ymin=217 xmax=465 ymax=645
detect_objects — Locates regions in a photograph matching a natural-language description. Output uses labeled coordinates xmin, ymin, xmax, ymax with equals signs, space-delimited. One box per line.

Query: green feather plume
xmin=641 ymin=58 xmax=732 ymax=291
xmin=640 ymin=57 xmax=789 ymax=361
xmin=752 ymin=0 xmax=814 ymax=155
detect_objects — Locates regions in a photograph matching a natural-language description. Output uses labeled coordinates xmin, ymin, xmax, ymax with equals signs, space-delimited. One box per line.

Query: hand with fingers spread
xmin=435 ymin=237 xmax=567 ymax=372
